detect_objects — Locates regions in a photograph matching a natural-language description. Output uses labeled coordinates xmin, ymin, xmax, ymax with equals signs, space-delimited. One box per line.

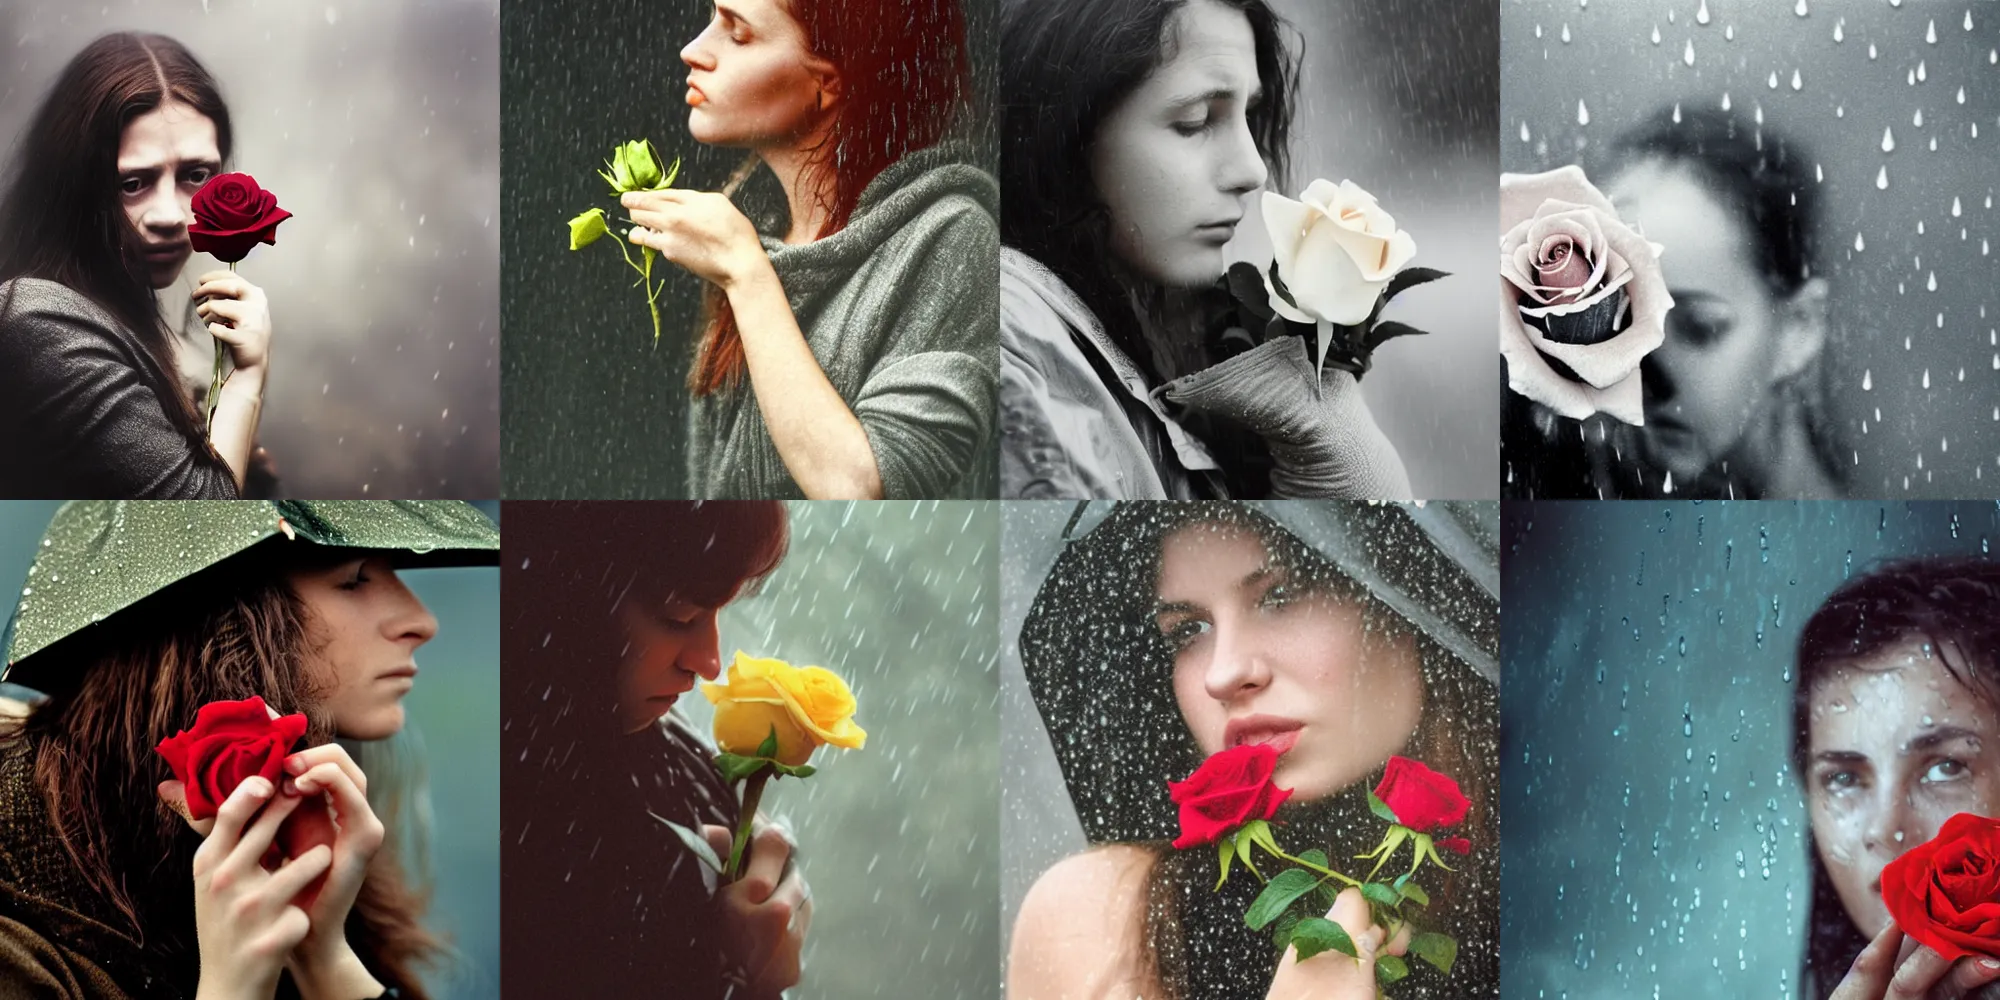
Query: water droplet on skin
xmin=1698 ymin=0 xmax=1711 ymax=25
xmin=1578 ymin=99 xmax=1590 ymax=125
xmin=1883 ymin=126 xmax=1896 ymax=152
xmin=1684 ymin=39 xmax=1696 ymax=65
xmin=1877 ymin=165 xmax=1890 ymax=190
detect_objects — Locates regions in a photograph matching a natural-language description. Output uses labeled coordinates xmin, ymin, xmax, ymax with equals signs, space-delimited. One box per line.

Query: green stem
xmin=723 ymin=769 xmax=771 ymax=882
xmin=205 ymin=261 xmax=234 ymax=436
xmin=1264 ymin=845 xmax=1362 ymax=888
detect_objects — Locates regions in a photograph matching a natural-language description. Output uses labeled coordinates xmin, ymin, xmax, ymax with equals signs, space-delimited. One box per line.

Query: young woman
xmin=1504 ymin=105 xmax=1845 ymax=500
xmin=0 ymin=500 xmax=499 ymax=999
xmin=622 ymin=0 xmax=997 ymax=500
xmin=1009 ymin=502 xmax=1499 ymax=998
xmin=1794 ymin=557 xmax=2000 ymax=1000
xmin=999 ymin=0 xmax=1410 ymax=500
xmin=501 ymin=501 xmax=808 ymax=998
xmin=0 ymin=33 xmax=276 ymax=499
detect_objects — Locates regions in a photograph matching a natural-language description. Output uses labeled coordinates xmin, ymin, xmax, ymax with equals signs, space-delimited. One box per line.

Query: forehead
xmin=1605 ymin=159 xmax=1764 ymax=298
xmin=117 ymin=101 xmax=220 ymax=168
xmin=1158 ymin=523 xmax=1267 ymax=592
xmin=1809 ymin=638 xmax=2000 ymax=749
xmin=1136 ymin=0 xmax=1259 ymax=102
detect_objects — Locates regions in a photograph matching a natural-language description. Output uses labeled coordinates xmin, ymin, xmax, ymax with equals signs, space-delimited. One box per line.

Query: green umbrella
xmin=3 ymin=500 xmax=499 ymax=675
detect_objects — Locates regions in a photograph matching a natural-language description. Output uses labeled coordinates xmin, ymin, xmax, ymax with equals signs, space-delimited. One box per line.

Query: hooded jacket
xmin=687 ymin=143 xmax=999 ymax=499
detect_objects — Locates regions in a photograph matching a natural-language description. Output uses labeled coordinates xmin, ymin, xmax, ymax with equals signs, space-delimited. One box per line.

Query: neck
xmin=758 ymin=142 xmax=835 ymax=246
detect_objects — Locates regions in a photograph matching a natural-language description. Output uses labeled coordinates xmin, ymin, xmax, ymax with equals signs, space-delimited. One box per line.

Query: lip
xmin=685 ymin=79 xmax=707 ymax=108
xmin=1193 ymin=218 xmax=1242 ymax=240
xmin=1224 ymin=715 xmax=1304 ymax=753
xmin=140 ymin=242 xmax=187 ymax=261
xmin=378 ymin=665 xmax=418 ymax=681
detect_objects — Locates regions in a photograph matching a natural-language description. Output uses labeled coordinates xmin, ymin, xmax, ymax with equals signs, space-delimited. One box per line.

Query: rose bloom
xmin=154 ymin=695 xmax=308 ymax=821
xmin=1880 ymin=812 xmax=2000 ymax=962
xmin=1499 ymin=165 xmax=1672 ymax=425
xmin=1373 ymin=755 xmax=1468 ymax=833
xmin=1167 ymin=743 xmax=1293 ymax=849
xmin=701 ymin=651 xmax=866 ymax=766
xmin=188 ymin=172 xmax=291 ymax=264
xmin=1261 ymin=178 xmax=1417 ymax=327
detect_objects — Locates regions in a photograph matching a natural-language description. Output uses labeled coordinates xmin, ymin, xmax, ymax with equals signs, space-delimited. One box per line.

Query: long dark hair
xmin=1608 ymin=104 xmax=1845 ymax=498
xmin=1001 ymin=0 xmax=1297 ymax=386
xmin=2 ymin=544 xmax=440 ymax=998
xmin=1792 ymin=556 xmax=2000 ymax=1000
xmin=690 ymin=0 xmax=972 ymax=396
xmin=1021 ymin=503 xmax=1500 ymax=998
xmin=0 ymin=32 xmax=228 ymax=441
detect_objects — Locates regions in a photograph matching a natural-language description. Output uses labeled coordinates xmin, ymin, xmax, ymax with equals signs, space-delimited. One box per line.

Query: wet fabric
xmin=686 ymin=142 xmax=999 ymax=499
xmin=0 ymin=279 xmax=237 ymax=501
xmin=4 ymin=500 xmax=499 ymax=674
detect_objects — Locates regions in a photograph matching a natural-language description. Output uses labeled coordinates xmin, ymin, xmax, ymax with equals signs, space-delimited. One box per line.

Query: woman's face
xmin=1155 ymin=523 xmax=1422 ymax=802
xmin=1806 ymin=638 xmax=2000 ymax=938
xmin=1606 ymin=160 xmax=1789 ymax=484
xmin=116 ymin=100 xmax=220 ymax=290
xmin=680 ymin=0 xmax=838 ymax=151
xmin=615 ymin=592 xmax=727 ymax=734
xmin=1089 ymin=0 xmax=1269 ymax=289
xmin=287 ymin=554 xmax=439 ymax=741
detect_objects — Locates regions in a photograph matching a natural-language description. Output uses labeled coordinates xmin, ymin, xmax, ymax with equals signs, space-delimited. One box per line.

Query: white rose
xmin=1260 ymin=179 xmax=1418 ymax=326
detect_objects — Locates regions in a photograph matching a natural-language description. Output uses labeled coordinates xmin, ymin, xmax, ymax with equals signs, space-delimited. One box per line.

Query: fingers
xmin=1383 ymin=920 xmax=1412 ymax=959
xmin=195 ymin=297 xmax=244 ymax=326
xmin=285 ymin=744 xmax=366 ymax=797
xmin=193 ymin=273 xmax=252 ymax=301
xmin=261 ymin=843 xmax=334 ymax=903
xmin=1920 ymin=953 xmax=2000 ymax=1000
xmin=702 ymin=824 xmax=732 ymax=860
xmin=620 ymin=189 xmax=693 ymax=211
xmin=157 ymin=780 xmax=217 ymax=838
xmin=740 ymin=825 xmax=793 ymax=905
xmin=228 ymin=780 xmax=306 ymax=871
xmin=293 ymin=761 xmax=385 ymax=857
xmin=1324 ymin=886 xmax=1385 ymax=958
xmin=1831 ymin=921 xmax=1906 ymax=1000
xmin=198 ymin=776 xmax=277 ymax=862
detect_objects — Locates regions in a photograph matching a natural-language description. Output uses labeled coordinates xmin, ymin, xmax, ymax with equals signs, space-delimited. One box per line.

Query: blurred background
xmin=1502 ymin=0 xmax=2000 ymax=497
xmin=1502 ymin=500 xmax=2000 ymax=998
xmin=0 ymin=500 xmax=500 ymax=1000
xmin=0 ymin=0 xmax=501 ymax=498
xmin=501 ymin=0 xmax=999 ymax=498
xmin=670 ymin=501 xmax=1001 ymax=999
xmin=1225 ymin=0 xmax=1500 ymax=499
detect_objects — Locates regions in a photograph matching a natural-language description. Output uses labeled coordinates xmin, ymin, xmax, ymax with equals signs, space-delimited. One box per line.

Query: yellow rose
xmin=701 ymin=651 xmax=866 ymax=766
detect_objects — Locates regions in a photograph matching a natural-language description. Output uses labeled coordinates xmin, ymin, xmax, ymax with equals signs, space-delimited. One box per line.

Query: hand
xmin=159 ymin=776 xmax=331 ymax=1000
xmin=1830 ymin=921 xmax=2000 ymax=1000
xmin=192 ymin=271 xmax=274 ymax=385
xmin=273 ymin=745 xmax=388 ymax=997
xmin=622 ymin=189 xmax=766 ymax=291
xmin=702 ymin=820 xmax=810 ymax=999
xmin=1265 ymin=886 xmax=1411 ymax=1000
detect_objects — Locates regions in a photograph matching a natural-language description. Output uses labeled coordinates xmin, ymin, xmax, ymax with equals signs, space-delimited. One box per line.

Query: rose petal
xmin=1501 ymin=282 xmax=1650 ymax=423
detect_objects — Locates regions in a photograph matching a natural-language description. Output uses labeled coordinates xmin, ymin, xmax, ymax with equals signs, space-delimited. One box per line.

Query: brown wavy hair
xmin=5 ymin=544 xmax=440 ymax=998
xmin=688 ymin=0 xmax=970 ymax=396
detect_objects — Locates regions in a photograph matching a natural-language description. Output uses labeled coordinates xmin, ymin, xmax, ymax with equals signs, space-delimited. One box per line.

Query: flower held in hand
xmin=154 ymin=695 xmax=307 ymax=821
xmin=1373 ymin=755 xmax=1469 ymax=832
xmin=188 ymin=172 xmax=292 ymax=264
xmin=1168 ymin=743 xmax=1294 ymax=849
xmin=1263 ymin=179 xmax=1417 ymax=327
xmin=702 ymin=651 xmax=866 ymax=767
xmin=1880 ymin=812 xmax=2000 ymax=962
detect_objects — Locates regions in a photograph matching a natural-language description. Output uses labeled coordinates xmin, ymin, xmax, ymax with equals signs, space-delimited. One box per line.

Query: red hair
xmin=689 ymin=0 xmax=971 ymax=396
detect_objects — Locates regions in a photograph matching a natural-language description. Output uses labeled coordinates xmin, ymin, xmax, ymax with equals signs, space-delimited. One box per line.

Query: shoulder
xmin=0 ymin=279 xmax=129 ymax=362
xmin=1008 ymin=845 xmax=1160 ymax=999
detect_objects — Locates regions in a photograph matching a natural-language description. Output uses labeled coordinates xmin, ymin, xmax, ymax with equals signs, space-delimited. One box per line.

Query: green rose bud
xmin=598 ymin=139 xmax=680 ymax=195
xmin=567 ymin=207 xmax=609 ymax=250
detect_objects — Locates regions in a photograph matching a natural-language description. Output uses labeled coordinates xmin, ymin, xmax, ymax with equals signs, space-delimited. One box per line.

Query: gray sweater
xmin=687 ymin=144 xmax=999 ymax=499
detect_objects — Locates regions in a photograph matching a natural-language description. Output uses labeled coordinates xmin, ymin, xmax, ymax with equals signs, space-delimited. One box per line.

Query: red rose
xmin=1881 ymin=812 xmax=2000 ymax=962
xmin=1373 ymin=756 xmax=1468 ymax=833
xmin=154 ymin=696 xmax=308 ymax=821
xmin=188 ymin=172 xmax=292 ymax=264
xmin=1168 ymin=744 xmax=1293 ymax=850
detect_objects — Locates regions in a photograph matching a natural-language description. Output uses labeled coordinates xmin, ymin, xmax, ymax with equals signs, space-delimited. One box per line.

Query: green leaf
xmin=1234 ymin=825 xmax=1262 ymax=881
xmin=1298 ymin=849 xmax=1330 ymax=871
xmin=1375 ymin=954 xmax=1409 ymax=985
xmin=1227 ymin=261 xmax=1275 ymax=321
xmin=1367 ymin=790 xmax=1400 ymax=825
xmin=567 ymin=208 xmax=608 ymax=250
xmin=650 ymin=813 xmax=723 ymax=873
xmin=1288 ymin=916 xmax=1357 ymax=962
xmin=1244 ymin=819 xmax=1281 ymax=858
xmin=1381 ymin=266 xmax=1451 ymax=302
xmin=1397 ymin=881 xmax=1430 ymax=907
xmin=1270 ymin=911 xmax=1303 ymax=951
xmin=657 ymin=155 xmax=682 ymax=190
xmin=1266 ymin=259 xmax=1301 ymax=311
xmin=1365 ymin=319 xmax=1431 ymax=352
xmin=1312 ymin=880 xmax=1340 ymax=915
xmin=756 ymin=725 xmax=780 ymax=760
xmin=1360 ymin=882 xmax=1401 ymax=909
xmin=713 ymin=752 xmax=769 ymax=784
xmin=1409 ymin=931 xmax=1457 ymax=975
xmin=770 ymin=761 xmax=817 ymax=779
xmin=1216 ymin=835 xmax=1235 ymax=890
xmin=1245 ymin=868 xmax=1320 ymax=931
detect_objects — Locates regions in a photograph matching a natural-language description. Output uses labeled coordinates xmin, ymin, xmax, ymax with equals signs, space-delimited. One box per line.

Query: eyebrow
xmin=715 ymin=3 xmax=752 ymax=28
xmin=1905 ymin=725 xmax=1984 ymax=755
xmin=1153 ymin=564 xmax=1278 ymax=618
xmin=116 ymin=157 xmax=222 ymax=176
xmin=1165 ymin=84 xmax=1264 ymax=110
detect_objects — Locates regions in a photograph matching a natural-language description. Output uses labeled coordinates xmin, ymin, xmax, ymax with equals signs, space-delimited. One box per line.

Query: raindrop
xmin=1725 ymin=24 xmax=1734 ymax=41
xmin=1721 ymin=91 xmax=1733 ymax=111
xmin=1877 ymin=165 xmax=1890 ymax=190
xmin=1833 ymin=19 xmax=1844 ymax=42
xmin=1520 ymin=120 xmax=1531 ymax=142
xmin=1652 ymin=24 xmax=1662 ymax=45
xmin=1882 ymin=126 xmax=1895 ymax=153
xmin=1870 ymin=43 xmax=1879 ymax=60
xmin=1815 ymin=163 xmax=1824 ymax=183
xmin=1578 ymin=100 xmax=1590 ymax=126
xmin=1958 ymin=86 xmax=1967 ymax=105
xmin=1673 ymin=102 xmax=1683 ymax=123
xmin=1863 ymin=369 xmax=1874 ymax=391
xmin=1927 ymin=19 xmax=1937 ymax=44
xmin=1928 ymin=271 xmax=1938 ymax=291
xmin=1664 ymin=470 xmax=1675 ymax=494
xmin=1794 ymin=0 xmax=1808 ymax=16
xmin=1685 ymin=39 xmax=1696 ymax=66
xmin=1768 ymin=70 xmax=1780 ymax=89
xmin=1698 ymin=0 xmax=1711 ymax=25
xmin=1918 ymin=61 xmax=1928 ymax=83
xmin=1915 ymin=108 xmax=1925 ymax=127
xmin=1953 ymin=196 xmax=1963 ymax=217
xmin=1561 ymin=23 xmax=1571 ymax=43
xmin=1791 ymin=69 xmax=1803 ymax=90
xmin=1855 ymin=232 xmax=1866 ymax=252
xmin=1923 ymin=369 xmax=1932 ymax=389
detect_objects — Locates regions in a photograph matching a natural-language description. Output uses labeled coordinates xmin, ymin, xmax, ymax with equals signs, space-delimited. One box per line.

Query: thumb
xmin=702 ymin=823 xmax=732 ymax=859
xmin=156 ymin=780 xmax=216 ymax=838
xmin=1327 ymin=886 xmax=1386 ymax=970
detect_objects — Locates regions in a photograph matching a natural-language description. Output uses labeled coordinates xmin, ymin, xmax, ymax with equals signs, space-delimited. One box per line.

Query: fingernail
xmin=243 ymin=777 xmax=271 ymax=798
xmin=1981 ymin=957 xmax=2000 ymax=970
xmin=284 ymin=756 xmax=305 ymax=774
xmin=280 ymin=778 xmax=299 ymax=797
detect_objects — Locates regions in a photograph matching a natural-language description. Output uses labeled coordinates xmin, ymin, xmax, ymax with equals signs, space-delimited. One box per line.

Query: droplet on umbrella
xmin=1883 ymin=127 xmax=1896 ymax=152
xmin=1854 ymin=232 xmax=1866 ymax=252
xmin=1834 ymin=19 xmax=1844 ymax=42
xmin=1877 ymin=165 xmax=1889 ymax=189
xmin=1697 ymin=0 xmax=1711 ymax=25
xmin=1927 ymin=19 xmax=1937 ymax=43
xmin=1684 ymin=39 xmax=1696 ymax=65
xmin=1652 ymin=24 xmax=1662 ymax=44
xmin=1578 ymin=100 xmax=1590 ymax=125
xmin=1863 ymin=369 xmax=1873 ymax=391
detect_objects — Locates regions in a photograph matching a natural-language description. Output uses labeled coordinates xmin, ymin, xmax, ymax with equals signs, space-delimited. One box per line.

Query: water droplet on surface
xmin=1791 ymin=69 xmax=1802 ymax=90
xmin=1561 ymin=23 xmax=1572 ymax=43
xmin=1721 ymin=91 xmax=1733 ymax=111
xmin=1958 ymin=86 xmax=1967 ymax=105
xmin=1870 ymin=42 xmax=1879 ymax=59
xmin=1883 ymin=126 xmax=1896 ymax=152
xmin=1927 ymin=19 xmax=1937 ymax=44
xmin=1915 ymin=108 xmax=1925 ymax=127
xmin=1928 ymin=271 xmax=1938 ymax=291
xmin=1520 ymin=120 xmax=1531 ymax=142
xmin=1577 ymin=100 xmax=1590 ymax=126
xmin=1834 ymin=19 xmax=1844 ymax=42
xmin=1923 ymin=369 xmax=1932 ymax=389
xmin=1684 ymin=38 xmax=1696 ymax=65
xmin=1918 ymin=60 xmax=1928 ymax=83
xmin=1652 ymin=24 xmax=1663 ymax=44
xmin=1698 ymin=0 xmax=1711 ymax=25
xmin=1877 ymin=165 xmax=1890 ymax=190
xmin=1953 ymin=196 xmax=1963 ymax=217
xmin=1855 ymin=232 xmax=1866 ymax=252
xmin=1672 ymin=102 xmax=1683 ymax=123
xmin=1768 ymin=70 xmax=1780 ymax=89
xmin=1863 ymin=369 xmax=1873 ymax=391
xmin=1794 ymin=0 xmax=1808 ymax=16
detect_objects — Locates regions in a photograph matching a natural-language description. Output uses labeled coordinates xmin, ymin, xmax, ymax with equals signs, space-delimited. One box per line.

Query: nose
xmin=1218 ymin=116 xmax=1269 ymax=198
xmin=1202 ymin=620 xmax=1272 ymax=703
xmin=681 ymin=616 xmax=723 ymax=681
xmin=1861 ymin=787 xmax=1919 ymax=859
xmin=383 ymin=572 xmax=439 ymax=647
xmin=681 ymin=21 xmax=716 ymax=71
xmin=1640 ymin=349 xmax=1677 ymax=407
xmin=141 ymin=181 xmax=188 ymax=235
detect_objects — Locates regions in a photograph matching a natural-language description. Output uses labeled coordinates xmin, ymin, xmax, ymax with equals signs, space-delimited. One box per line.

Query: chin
xmin=339 ymin=705 xmax=406 ymax=741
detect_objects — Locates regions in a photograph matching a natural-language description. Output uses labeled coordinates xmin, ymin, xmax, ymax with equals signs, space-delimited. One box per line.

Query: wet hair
xmin=690 ymin=0 xmax=972 ymax=396
xmin=1001 ymin=0 xmax=1298 ymax=385
xmin=1021 ymin=502 xmax=1499 ymax=998
xmin=1791 ymin=555 xmax=2000 ymax=999
xmin=2 ymin=543 xmax=440 ymax=998
xmin=0 ymin=32 xmax=230 ymax=442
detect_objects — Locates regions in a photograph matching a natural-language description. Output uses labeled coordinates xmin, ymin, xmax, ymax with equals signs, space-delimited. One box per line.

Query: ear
xmin=1770 ymin=277 xmax=1829 ymax=383
xmin=805 ymin=54 xmax=843 ymax=111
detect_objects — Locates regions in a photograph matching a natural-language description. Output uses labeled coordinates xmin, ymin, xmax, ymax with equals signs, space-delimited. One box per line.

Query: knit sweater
xmin=686 ymin=144 xmax=999 ymax=499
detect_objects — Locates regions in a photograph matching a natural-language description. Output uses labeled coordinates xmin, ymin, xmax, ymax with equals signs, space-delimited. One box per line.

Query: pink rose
xmin=1498 ymin=165 xmax=1673 ymax=425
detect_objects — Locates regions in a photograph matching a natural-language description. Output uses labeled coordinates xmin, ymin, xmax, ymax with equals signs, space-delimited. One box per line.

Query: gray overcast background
xmin=0 ymin=0 xmax=500 ymax=499
xmin=1503 ymin=0 xmax=2000 ymax=497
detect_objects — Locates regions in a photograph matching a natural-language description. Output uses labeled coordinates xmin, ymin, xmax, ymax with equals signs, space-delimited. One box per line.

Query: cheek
xmin=1092 ymin=131 xmax=1192 ymax=270
xmin=1172 ymin=661 xmax=1224 ymax=754
xmin=1669 ymin=332 xmax=1773 ymax=447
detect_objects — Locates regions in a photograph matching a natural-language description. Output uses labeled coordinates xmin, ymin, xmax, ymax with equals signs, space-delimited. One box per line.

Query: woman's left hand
xmin=273 ymin=744 xmax=389 ymax=1000
xmin=623 ymin=189 xmax=766 ymax=290
xmin=1830 ymin=921 xmax=2000 ymax=1000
